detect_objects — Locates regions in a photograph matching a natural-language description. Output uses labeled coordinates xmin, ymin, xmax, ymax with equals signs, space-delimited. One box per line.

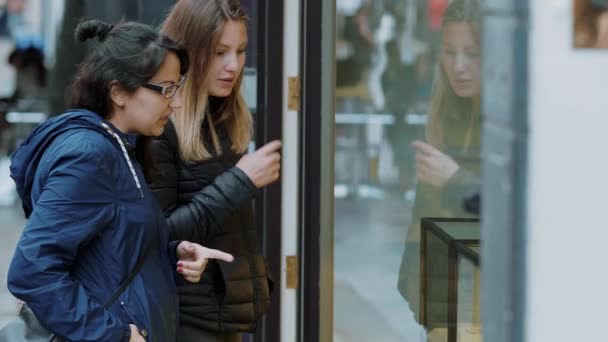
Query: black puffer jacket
xmin=145 ymin=120 xmax=272 ymax=333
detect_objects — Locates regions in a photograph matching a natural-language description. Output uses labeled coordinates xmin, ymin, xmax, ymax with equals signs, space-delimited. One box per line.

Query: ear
xmin=109 ymin=81 xmax=129 ymax=108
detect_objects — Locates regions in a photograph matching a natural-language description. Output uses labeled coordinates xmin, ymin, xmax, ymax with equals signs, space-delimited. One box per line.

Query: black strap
xmin=103 ymin=242 xmax=154 ymax=309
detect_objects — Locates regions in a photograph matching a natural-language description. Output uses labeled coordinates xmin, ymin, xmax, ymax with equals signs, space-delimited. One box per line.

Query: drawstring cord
xmin=100 ymin=122 xmax=144 ymax=198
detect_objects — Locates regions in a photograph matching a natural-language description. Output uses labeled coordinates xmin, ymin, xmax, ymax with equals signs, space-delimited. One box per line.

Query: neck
xmin=107 ymin=112 xmax=131 ymax=134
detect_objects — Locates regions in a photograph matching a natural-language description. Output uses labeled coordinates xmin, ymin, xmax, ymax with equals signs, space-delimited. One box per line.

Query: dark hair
xmin=8 ymin=46 xmax=47 ymax=86
xmin=69 ymin=20 xmax=189 ymax=117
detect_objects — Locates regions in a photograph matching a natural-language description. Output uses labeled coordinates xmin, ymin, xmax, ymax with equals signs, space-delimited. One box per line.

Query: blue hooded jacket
xmin=7 ymin=109 xmax=180 ymax=341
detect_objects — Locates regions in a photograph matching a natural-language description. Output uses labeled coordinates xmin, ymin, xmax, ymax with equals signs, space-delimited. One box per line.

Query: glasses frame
xmin=141 ymin=75 xmax=186 ymax=99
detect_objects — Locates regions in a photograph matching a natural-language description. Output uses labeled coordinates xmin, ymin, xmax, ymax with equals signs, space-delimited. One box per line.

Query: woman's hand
xmin=176 ymin=241 xmax=234 ymax=283
xmin=236 ymin=140 xmax=282 ymax=188
xmin=129 ymin=324 xmax=145 ymax=342
xmin=412 ymin=140 xmax=460 ymax=188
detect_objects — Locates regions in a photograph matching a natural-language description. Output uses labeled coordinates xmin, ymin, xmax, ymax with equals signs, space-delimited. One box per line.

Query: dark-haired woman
xmin=6 ymin=20 xmax=233 ymax=342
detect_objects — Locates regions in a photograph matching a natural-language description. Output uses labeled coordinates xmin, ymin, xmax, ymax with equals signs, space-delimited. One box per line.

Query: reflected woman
xmin=398 ymin=0 xmax=481 ymax=331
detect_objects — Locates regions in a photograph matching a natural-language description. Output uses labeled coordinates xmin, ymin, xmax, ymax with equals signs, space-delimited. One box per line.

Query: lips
xmin=453 ymin=79 xmax=473 ymax=89
xmin=160 ymin=113 xmax=172 ymax=122
xmin=219 ymin=78 xmax=233 ymax=83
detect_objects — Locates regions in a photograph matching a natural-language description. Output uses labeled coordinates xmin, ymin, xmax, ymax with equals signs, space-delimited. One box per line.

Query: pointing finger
xmin=203 ymin=248 xmax=234 ymax=262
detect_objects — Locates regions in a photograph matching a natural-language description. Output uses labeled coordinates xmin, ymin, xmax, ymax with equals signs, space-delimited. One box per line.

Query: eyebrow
xmin=153 ymin=80 xmax=177 ymax=85
xmin=217 ymin=42 xmax=249 ymax=49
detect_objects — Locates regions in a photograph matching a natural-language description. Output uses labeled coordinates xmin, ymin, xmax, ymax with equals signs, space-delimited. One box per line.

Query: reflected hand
xmin=412 ymin=140 xmax=459 ymax=188
xmin=176 ymin=241 xmax=234 ymax=283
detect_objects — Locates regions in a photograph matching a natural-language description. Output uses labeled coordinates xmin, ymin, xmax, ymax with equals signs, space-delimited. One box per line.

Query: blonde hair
xmin=161 ymin=0 xmax=253 ymax=161
xmin=427 ymin=0 xmax=481 ymax=150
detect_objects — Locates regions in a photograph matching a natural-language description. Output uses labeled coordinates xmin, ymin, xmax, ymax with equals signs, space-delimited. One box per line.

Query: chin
xmin=146 ymin=126 xmax=165 ymax=137
xmin=454 ymin=88 xmax=478 ymax=98
xmin=209 ymin=88 xmax=233 ymax=98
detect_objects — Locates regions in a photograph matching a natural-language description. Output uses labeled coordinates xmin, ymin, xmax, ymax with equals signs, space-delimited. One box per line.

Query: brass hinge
xmin=286 ymin=255 xmax=299 ymax=289
xmin=288 ymin=76 xmax=300 ymax=111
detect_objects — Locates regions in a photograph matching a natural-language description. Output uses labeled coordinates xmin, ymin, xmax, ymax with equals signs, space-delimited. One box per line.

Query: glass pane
xmin=333 ymin=0 xmax=482 ymax=340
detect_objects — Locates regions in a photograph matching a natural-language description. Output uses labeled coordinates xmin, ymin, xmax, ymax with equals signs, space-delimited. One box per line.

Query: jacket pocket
xmin=217 ymin=257 xmax=254 ymax=304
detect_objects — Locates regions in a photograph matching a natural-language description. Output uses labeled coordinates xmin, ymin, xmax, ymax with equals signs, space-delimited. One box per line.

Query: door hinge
xmin=288 ymin=76 xmax=300 ymax=111
xmin=286 ymin=255 xmax=299 ymax=289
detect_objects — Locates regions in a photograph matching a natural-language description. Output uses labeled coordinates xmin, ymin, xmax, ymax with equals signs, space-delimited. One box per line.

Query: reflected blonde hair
xmin=427 ymin=0 xmax=481 ymax=150
xmin=161 ymin=0 xmax=252 ymax=161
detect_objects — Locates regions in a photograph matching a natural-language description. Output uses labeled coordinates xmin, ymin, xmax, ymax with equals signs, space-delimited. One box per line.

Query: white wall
xmin=527 ymin=0 xmax=608 ymax=341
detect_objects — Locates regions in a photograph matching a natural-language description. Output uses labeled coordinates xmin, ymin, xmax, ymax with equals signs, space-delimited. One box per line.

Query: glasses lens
xmin=164 ymin=85 xmax=177 ymax=99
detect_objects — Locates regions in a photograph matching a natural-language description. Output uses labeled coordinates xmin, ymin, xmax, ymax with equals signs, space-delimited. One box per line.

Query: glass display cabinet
xmin=421 ymin=218 xmax=481 ymax=342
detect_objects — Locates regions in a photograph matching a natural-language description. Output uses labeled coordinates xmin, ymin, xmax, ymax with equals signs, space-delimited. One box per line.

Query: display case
xmin=421 ymin=218 xmax=481 ymax=342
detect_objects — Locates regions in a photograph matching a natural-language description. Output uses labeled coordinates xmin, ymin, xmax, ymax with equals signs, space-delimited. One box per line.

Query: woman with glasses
xmin=136 ymin=1 xmax=281 ymax=341
xmin=6 ymin=20 xmax=233 ymax=342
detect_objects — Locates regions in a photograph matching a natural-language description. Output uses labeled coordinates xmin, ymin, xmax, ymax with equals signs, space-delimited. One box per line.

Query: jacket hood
xmin=9 ymin=109 xmax=132 ymax=217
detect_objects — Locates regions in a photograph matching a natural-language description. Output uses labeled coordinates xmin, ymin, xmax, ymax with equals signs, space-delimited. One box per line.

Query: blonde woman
xmin=397 ymin=0 xmax=481 ymax=329
xmin=137 ymin=1 xmax=280 ymax=341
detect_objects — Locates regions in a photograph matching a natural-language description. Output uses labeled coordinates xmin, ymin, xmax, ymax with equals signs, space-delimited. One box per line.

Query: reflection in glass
xmin=398 ymin=0 xmax=481 ymax=335
xmin=333 ymin=0 xmax=482 ymax=341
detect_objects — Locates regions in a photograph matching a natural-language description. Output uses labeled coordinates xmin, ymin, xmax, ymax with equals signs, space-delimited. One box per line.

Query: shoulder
xmin=148 ymin=120 xmax=180 ymax=162
xmin=45 ymin=128 xmax=117 ymax=173
xmin=154 ymin=120 xmax=178 ymax=150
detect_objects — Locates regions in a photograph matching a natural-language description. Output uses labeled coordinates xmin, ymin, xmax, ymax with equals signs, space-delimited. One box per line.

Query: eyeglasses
xmin=141 ymin=75 xmax=186 ymax=99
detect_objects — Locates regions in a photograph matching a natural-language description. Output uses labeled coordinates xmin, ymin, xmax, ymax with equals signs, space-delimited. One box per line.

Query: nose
xmin=453 ymin=52 xmax=469 ymax=73
xmin=225 ymin=52 xmax=239 ymax=72
xmin=170 ymin=91 xmax=183 ymax=110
